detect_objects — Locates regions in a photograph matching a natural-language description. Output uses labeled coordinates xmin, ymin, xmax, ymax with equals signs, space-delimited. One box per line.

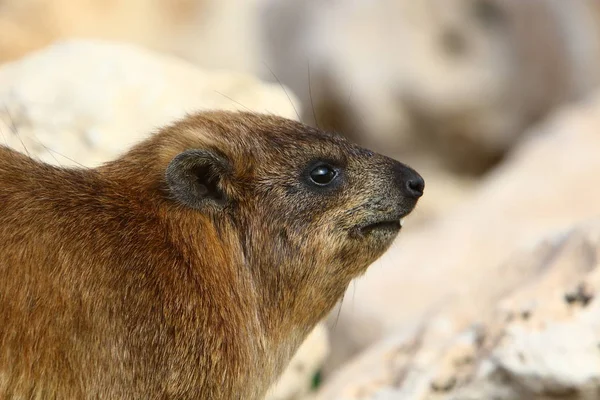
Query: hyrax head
xmin=162 ymin=111 xmax=423 ymax=323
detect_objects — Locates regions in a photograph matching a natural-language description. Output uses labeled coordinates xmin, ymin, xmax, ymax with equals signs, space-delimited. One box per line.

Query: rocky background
xmin=1 ymin=1 xmax=600 ymax=399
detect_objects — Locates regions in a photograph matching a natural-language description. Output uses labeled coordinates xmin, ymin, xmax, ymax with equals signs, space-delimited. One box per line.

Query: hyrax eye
xmin=309 ymin=164 xmax=338 ymax=186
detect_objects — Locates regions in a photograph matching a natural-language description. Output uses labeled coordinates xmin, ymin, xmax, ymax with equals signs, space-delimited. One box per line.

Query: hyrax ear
xmin=165 ymin=149 xmax=232 ymax=210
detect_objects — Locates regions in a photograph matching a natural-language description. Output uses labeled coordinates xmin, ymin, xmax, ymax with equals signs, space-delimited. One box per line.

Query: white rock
xmin=496 ymin=322 xmax=600 ymax=393
xmin=0 ymin=40 xmax=299 ymax=167
xmin=261 ymin=0 xmax=600 ymax=172
xmin=318 ymin=220 xmax=600 ymax=400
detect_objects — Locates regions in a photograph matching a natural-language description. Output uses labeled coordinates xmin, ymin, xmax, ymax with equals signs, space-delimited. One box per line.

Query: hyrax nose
xmin=406 ymin=175 xmax=424 ymax=198
xmin=392 ymin=161 xmax=425 ymax=199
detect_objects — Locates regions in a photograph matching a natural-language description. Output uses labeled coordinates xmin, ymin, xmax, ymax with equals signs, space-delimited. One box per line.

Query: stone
xmin=0 ymin=40 xmax=299 ymax=167
xmin=0 ymin=39 xmax=324 ymax=400
xmin=261 ymin=0 xmax=600 ymax=173
xmin=317 ymin=220 xmax=600 ymax=400
xmin=325 ymin=89 xmax=600 ymax=374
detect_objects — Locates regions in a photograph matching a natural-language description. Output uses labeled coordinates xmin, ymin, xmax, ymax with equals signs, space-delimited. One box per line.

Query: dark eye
xmin=309 ymin=164 xmax=338 ymax=186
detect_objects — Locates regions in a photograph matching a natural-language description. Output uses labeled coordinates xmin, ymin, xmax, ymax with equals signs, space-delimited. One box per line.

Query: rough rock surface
xmin=0 ymin=40 xmax=325 ymax=400
xmin=262 ymin=0 xmax=600 ymax=173
xmin=325 ymin=89 xmax=600 ymax=374
xmin=318 ymin=220 xmax=600 ymax=399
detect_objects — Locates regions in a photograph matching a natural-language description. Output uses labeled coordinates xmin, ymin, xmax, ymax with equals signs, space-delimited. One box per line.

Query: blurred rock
xmin=0 ymin=40 xmax=323 ymax=400
xmin=0 ymin=0 xmax=264 ymax=74
xmin=0 ymin=40 xmax=299 ymax=167
xmin=261 ymin=0 xmax=600 ymax=174
xmin=318 ymin=220 xmax=600 ymax=399
xmin=325 ymin=89 xmax=600 ymax=374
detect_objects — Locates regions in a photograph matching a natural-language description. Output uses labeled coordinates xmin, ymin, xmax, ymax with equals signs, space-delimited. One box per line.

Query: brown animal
xmin=0 ymin=111 xmax=423 ymax=399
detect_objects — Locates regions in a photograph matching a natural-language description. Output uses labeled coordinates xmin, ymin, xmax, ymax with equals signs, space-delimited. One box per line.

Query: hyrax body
xmin=0 ymin=111 xmax=423 ymax=399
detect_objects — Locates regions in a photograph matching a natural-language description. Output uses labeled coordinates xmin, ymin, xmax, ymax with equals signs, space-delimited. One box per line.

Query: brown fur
xmin=0 ymin=111 xmax=422 ymax=399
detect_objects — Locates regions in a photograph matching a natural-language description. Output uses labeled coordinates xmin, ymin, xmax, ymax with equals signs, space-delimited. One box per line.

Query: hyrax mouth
xmin=359 ymin=218 xmax=402 ymax=235
xmin=353 ymin=214 xmax=408 ymax=238
xmin=348 ymin=156 xmax=423 ymax=240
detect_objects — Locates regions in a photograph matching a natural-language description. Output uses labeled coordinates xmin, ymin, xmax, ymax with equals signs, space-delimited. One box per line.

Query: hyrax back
xmin=0 ymin=111 xmax=423 ymax=399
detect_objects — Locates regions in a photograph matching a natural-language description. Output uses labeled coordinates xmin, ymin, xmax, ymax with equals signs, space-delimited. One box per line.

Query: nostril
xmin=390 ymin=161 xmax=425 ymax=198
xmin=406 ymin=177 xmax=424 ymax=198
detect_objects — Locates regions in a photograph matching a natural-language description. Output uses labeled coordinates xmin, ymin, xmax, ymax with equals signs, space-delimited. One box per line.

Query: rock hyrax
xmin=0 ymin=111 xmax=423 ymax=399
